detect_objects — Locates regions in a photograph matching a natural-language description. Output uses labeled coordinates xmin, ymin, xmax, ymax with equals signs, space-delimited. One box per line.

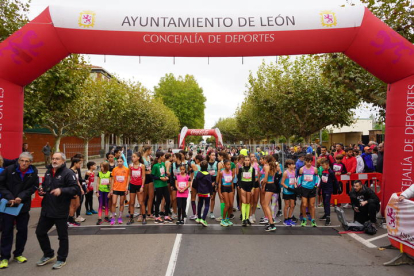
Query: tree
xmin=24 ymin=54 xmax=90 ymax=151
xmin=237 ymin=56 xmax=359 ymax=142
xmin=0 ymin=0 xmax=30 ymax=42
xmin=213 ymin=117 xmax=245 ymax=144
xmin=154 ymin=74 xmax=206 ymax=129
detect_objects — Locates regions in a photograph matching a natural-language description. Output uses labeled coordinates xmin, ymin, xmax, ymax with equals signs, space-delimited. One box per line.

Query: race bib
xmin=116 ymin=175 xmax=125 ymax=182
xmin=145 ymin=163 xmax=151 ymax=171
xmin=178 ymin=181 xmax=187 ymax=189
xmin=304 ymin=174 xmax=313 ymax=182
xmin=132 ymin=170 xmax=141 ymax=178
xmin=224 ymin=175 xmax=232 ymax=183
xmin=209 ymin=170 xmax=215 ymax=175
xmin=160 ymin=167 xmax=165 ymax=176
xmin=333 ymin=165 xmax=341 ymax=171
xmin=322 ymin=175 xmax=328 ymax=183
xmin=243 ymin=172 xmax=252 ymax=180
xmin=101 ymin=178 xmax=110 ymax=185
xmin=289 ymin=177 xmax=295 ymax=184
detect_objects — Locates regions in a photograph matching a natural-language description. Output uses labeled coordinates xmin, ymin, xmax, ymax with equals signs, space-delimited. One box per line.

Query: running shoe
xmin=290 ymin=219 xmax=296 ymax=226
xmin=68 ymin=221 xmax=80 ymax=227
xmin=195 ymin=218 xmax=202 ymax=224
xmin=273 ymin=217 xmax=281 ymax=223
xmin=126 ymin=219 xmax=134 ymax=225
xmin=252 ymin=214 xmax=256 ymax=223
xmin=242 ymin=220 xmax=247 ymax=227
xmin=215 ymin=216 xmax=223 ymax=222
xmin=283 ymin=219 xmax=291 ymax=226
xmin=14 ymin=256 xmax=27 ymax=263
xmin=259 ymin=218 xmax=268 ymax=224
xmin=247 ymin=219 xmax=252 ymax=226
xmin=201 ymin=220 xmax=208 ymax=227
xmin=311 ymin=219 xmax=317 ymax=227
xmin=164 ymin=216 xmax=173 ymax=223
xmin=142 ymin=218 xmax=147 ymax=225
xmin=276 ymin=210 xmax=282 ymax=217
xmin=306 ymin=213 xmax=312 ymax=221
xmin=96 ymin=219 xmax=103 ymax=225
xmin=86 ymin=211 xmax=92 ymax=215
xmin=176 ymin=221 xmax=181 ymax=225
xmin=75 ymin=216 xmax=86 ymax=222
xmin=0 ymin=259 xmax=8 ymax=269
xmin=209 ymin=213 xmax=215 ymax=219
xmin=226 ymin=219 xmax=234 ymax=226
xmin=190 ymin=215 xmax=198 ymax=220
xmin=325 ymin=217 xmax=331 ymax=226
xmin=301 ymin=219 xmax=307 ymax=227
xmin=265 ymin=225 xmax=277 ymax=232
xmin=319 ymin=215 xmax=327 ymax=221
xmin=36 ymin=256 xmax=56 ymax=266
xmin=291 ymin=216 xmax=298 ymax=223
xmin=147 ymin=214 xmax=155 ymax=220
xmin=104 ymin=217 xmax=110 ymax=223
xmin=90 ymin=209 xmax=98 ymax=214
xmin=52 ymin=261 xmax=66 ymax=269
xmin=137 ymin=215 xmax=143 ymax=222
xmin=220 ymin=220 xmax=229 ymax=227
xmin=110 ymin=218 xmax=115 ymax=225
xmin=154 ymin=217 xmax=164 ymax=224
xmin=229 ymin=214 xmax=235 ymax=220
xmin=172 ymin=213 xmax=178 ymax=220
xmin=118 ymin=217 xmax=123 ymax=224
xmin=249 ymin=216 xmax=254 ymax=224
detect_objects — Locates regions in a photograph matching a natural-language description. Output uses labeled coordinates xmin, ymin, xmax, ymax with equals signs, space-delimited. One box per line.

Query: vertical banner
xmin=386 ymin=193 xmax=414 ymax=255
xmin=0 ymin=79 xmax=23 ymax=159
xmin=383 ymin=75 xmax=414 ymax=213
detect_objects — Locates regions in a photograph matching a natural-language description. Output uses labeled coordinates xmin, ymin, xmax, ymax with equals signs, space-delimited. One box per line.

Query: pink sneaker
xmin=118 ymin=217 xmax=123 ymax=224
xmin=110 ymin=218 xmax=115 ymax=225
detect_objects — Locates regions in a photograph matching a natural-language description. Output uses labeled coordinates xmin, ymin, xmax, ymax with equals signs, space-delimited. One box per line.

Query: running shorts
xmin=240 ymin=182 xmax=253 ymax=193
xmin=283 ymin=193 xmax=296 ymax=200
xmin=264 ymin=183 xmax=276 ymax=193
xmin=145 ymin=173 xmax=153 ymax=184
xmin=253 ymin=181 xmax=260 ymax=189
xmin=221 ymin=185 xmax=233 ymax=193
xmin=301 ymin=187 xmax=316 ymax=198
xmin=113 ymin=190 xmax=126 ymax=196
xmin=129 ymin=184 xmax=142 ymax=193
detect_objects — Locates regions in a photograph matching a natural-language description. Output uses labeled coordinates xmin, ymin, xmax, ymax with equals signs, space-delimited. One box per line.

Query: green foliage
xmin=213 ymin=117 xmax=245 ymax=144
xmin=206 ymin=136 xmax=216 ymax=144
xmin=0 ymin=0 xmax=30 ymax=42
xmin=154 ymin=74 xmax=206 ymax=129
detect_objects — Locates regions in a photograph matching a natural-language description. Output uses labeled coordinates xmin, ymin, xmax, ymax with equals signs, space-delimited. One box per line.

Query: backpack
xmin=364 ymin=221 xmax=377 ymax=235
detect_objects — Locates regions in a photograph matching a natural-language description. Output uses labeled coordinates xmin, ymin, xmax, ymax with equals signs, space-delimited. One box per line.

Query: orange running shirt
xmin=111 ymin=166 xmax=129 ymax=191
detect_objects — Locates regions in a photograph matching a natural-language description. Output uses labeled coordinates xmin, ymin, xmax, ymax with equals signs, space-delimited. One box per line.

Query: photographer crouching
xmin=35 ymin=152 xmax=79 ymax=270
xmin=349 ymin=180 xmax=380 ymax=230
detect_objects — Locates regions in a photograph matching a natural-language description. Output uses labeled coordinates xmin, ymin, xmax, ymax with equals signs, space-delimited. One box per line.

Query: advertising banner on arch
xmin=386 ymin=194 xmax=414 ymax=252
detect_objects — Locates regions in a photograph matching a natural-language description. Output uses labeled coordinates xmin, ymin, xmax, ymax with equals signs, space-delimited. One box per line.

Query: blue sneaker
xmin=85 ymin=211 xmax=92 ymax=215
xmin=283 ymin=219 xmax=291 ymax=226
xmin=289 ymin=219 xmax=296 ymax=226
xmin=307 ymin=213 xmax=312 ymax=220
xmin=90 ymin=209 xmax=98 ymax=214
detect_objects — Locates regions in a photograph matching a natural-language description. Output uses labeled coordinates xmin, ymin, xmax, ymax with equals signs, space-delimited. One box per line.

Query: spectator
xmin=361 ymin=146 xmax=375 ymax=173
xmin=350 ymin=180 xmax=380 ymax=226
xmin=376 ymin=143 xmax=384 ymax=173
xmin=156 ymin=146 xmax=163 ymax=153
xmin=399 ymin=183 xmax=414 ymax=201
xmin=318 ymin=146 xmax=334 ymax=168
xmin=354 ymin=149 xmax=364 ymax=173
xmin=36 ymin=152 xmax=79 ymax=269
xmin=343 ymin=147 xmax=357 ymax=175
xmin=371 ymin=146 xmax=378 ymax=169
xmin=42 ymin=142 xmax=52 ymax=167
xmin=295 ymin=153 xmax=305 ymax=177
xmin=239 ymin=146 xmax=248 ymax=157
xmin=21 ymin=143 xmax=34 ymax=155
xmin=0 ymin=152 xmax=39 ymax=269
xmin=334 ymin=143 xmax=345 ymax=159
xmin=357 ymin=141 xmax=365 ymax=152
xmin=286 ymin=147 xmax=297 ymax=162
xmin=306 ymin=144 xmax=313 ymax=154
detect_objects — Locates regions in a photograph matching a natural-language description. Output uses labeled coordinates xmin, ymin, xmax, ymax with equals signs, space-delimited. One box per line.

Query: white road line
xmin=366 ymin=233 xmax=388 ymax=242
xmin=165 ymin=233 xmax=182 ymax=276
xmin=348 ymin=233 xmax=377 ymax=248
xmin=100 ymin=227 xmax=126 ymax=230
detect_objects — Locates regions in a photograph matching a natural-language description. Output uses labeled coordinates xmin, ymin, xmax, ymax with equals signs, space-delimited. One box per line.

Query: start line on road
xmin=50 ymin=224 xmax=340 ymax=236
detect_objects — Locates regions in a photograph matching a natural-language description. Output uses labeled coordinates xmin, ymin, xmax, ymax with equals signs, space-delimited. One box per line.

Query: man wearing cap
xmin=361 ymin=146 xmax=375 ymax=173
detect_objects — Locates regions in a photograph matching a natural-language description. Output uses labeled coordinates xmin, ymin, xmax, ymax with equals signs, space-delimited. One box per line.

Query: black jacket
xmin=0 ymin=163 xmax=39 ymax=213
xmin=41 ymin=164 xmax=79 ymax=218
xmin=349 ymin=185 xmax=380 ymax=209
xmin=377 ymin=152 xmax=384 ymax=173
xmin=194 ymin=171 xmax=213 ymax=195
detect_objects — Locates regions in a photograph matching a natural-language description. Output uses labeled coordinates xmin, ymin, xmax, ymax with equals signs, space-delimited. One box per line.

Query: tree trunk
xmin=84 ymin=139 xmax=89 ymax=166
xmin=54 ymin=136 xmax=62 ymax=153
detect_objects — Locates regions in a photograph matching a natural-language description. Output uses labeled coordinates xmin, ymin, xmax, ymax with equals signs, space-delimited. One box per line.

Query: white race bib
xmin=178 ymin=181 xmax=187 ymax=189
xmin=160 ymin=167 xmax=165 ymax=176
xmin=322 ymin=175 xmax=328 ymax=183
xmin=224 ymin=175 xmax=232 ymax=183
xmin=242 ymin=172 xmax=252 ymax=180
xmin=116 ymin=175 xmax=125 ymax=182
xmin=304 ymin=174 xmax=313 ymax=182
xmin=209 ymin=170 xmax=215 ymax=175
xmin=289 ymin=177 xmax=295 ymax=184
xmin=132 ymin=170 xmax=141 ymax=178
xmin=333 ymin=165 xmax=341 ymax=172
xmin=101 ymin=178 xmax=110 ymax=185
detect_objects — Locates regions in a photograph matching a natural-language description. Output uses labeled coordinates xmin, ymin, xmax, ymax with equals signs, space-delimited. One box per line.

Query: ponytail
xmin=265 ymin=155 xmax=276 ymax=175
xmin=153 ymin=151 xmax=165 ymax=165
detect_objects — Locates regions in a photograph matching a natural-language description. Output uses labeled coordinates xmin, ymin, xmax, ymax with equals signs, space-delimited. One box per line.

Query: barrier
xmin=31 ymin=176 xmax=44 ymax=208
xmin=384 ymin=193 xmax=414 ymax=266
xmin=330 ymin=173 xmax=382 ymax=205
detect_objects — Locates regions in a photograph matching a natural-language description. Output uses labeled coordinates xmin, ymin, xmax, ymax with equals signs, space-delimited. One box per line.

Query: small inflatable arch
xmin=178 ymin=127 xmax=223 ymax=149
xmin=1 ymin=1 xmax=414 ymax=210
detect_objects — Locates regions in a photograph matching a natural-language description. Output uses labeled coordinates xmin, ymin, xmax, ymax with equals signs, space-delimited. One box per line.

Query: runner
xmin=249 ymin=154 xmax=260 ymax=224
xmin=207 ymin=151 xmax=218 ymax=219
xmin=152 ymin=151 xmax=172 ymax=224
xmin=164 ymin=153 xmax=172 ymax=217
xmin=96 ymin=162 xmax=111 ymax=225
xmin=238 ymin=156 xmax=255 ymax=227
xmin=194 ymin=161 xmax=213 ymax=227
xmin=175 ymin=164 xmax=190 ymax=225
xmin=260 ymin=156 xmax=277 ymax=232
xmin=280 ymin=159 xmax=297 ymax=226
xmin=189 ymin=155 xmax=203 ymax=220
xmin=216 ymin=151 xmax=229 ymax=221
xmin=68 ymin=158 xmax=83 ymax=227
xmin=84 ymin=162 xmax=97 ymax=216
xmin=235 ymin=155 xmax=244 ymax=219
xmin=142 ymin=146 xmax=155 ymax=220
xmin=110 ymin=158 xmax=130 ymax=225
xmin=298 ymin=155 xmax=320 ymax=227
xmin=170 ymin=153 xmax=183 ymax=220
xmin=218 ymin=159 xmax=234 ymax=227
xmin=127 ymin=152 xmax=146 ymax=225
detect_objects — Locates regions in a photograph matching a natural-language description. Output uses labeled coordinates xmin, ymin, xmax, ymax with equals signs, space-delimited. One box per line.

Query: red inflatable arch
xmin=178 ymin=127 xmax=223 ymax=149
xmin=1 ymin=3 xmax=414 ymax=210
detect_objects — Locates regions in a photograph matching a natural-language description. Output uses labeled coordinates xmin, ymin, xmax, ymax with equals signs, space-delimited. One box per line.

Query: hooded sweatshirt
xmin=194 ymin=171 xmax=213 ymax=196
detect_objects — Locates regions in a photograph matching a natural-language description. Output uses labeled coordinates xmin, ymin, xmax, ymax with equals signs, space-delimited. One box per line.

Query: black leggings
xmin=177 ymin=197 xmax=187 ymax=221
xmin=76 ymin=195 xmax=84 ymax=217
xmin=155 ymin=186 xmax=170 ymax=217
xmin=197 ymin=197 xmax=210 ymax=221
xmin=85 ymin=191 xmax=93 ymax=211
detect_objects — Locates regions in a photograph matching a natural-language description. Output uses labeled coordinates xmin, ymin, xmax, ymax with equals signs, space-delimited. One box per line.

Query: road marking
xmin=348 ymin=233 xmax=377 ymax=248
xmin=100 ymin=227 xmax=126 ymax=230
xmin=366 ymin=233 xmax=388 ymax=242
xmin=165 ymin=233 xmax=182 ymax=276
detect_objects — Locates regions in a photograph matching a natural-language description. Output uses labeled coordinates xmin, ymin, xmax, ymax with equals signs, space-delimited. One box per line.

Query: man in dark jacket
xmin=376 ymin=143 xmax=384 ymax=173
xmin=349 ymin=181 xmax=380 ymax=225
xmin=35 ymin=152 xmax=79 ymax=270
xmin=0 ymin=152 xmax=39 ymax=269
